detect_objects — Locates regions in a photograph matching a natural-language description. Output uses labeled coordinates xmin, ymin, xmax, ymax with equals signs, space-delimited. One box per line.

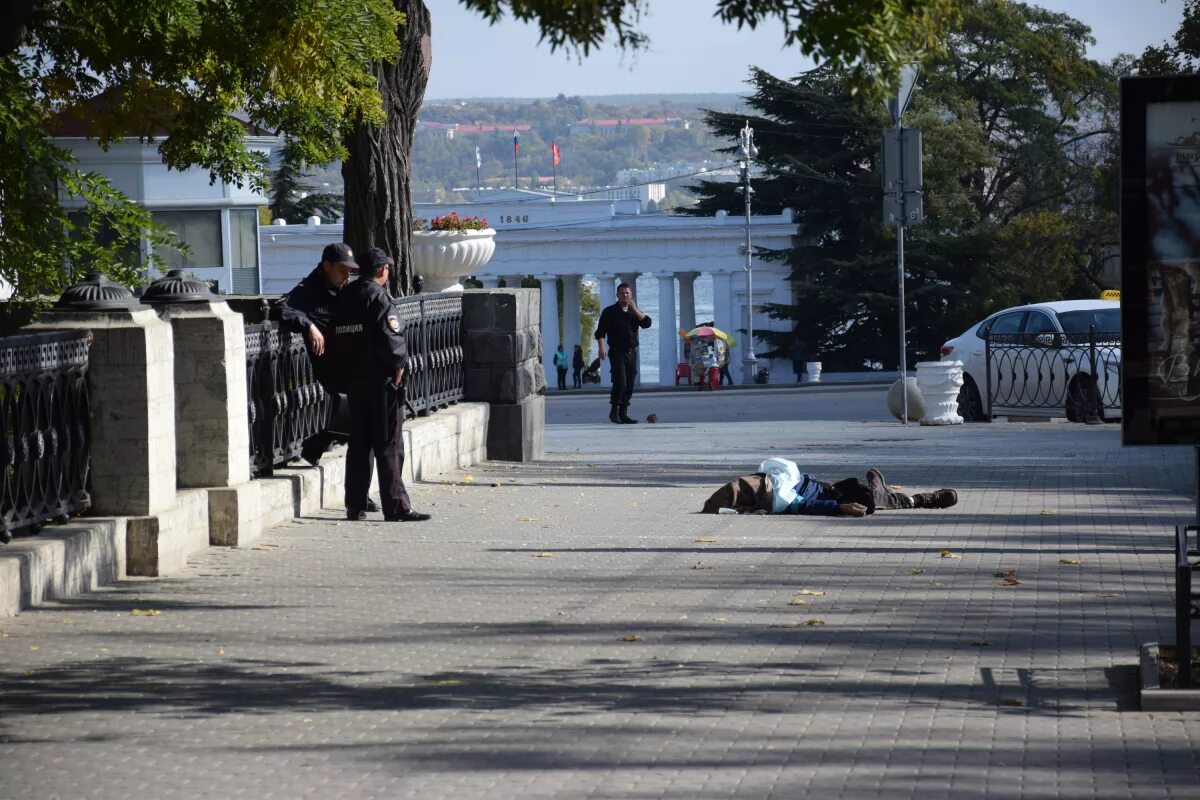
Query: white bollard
xmin=803 ymin=361 xmax=822 ymax=384
xmin=917 ymin=360 xmax=965 ymax=425
xmin=887 ymin=377 xmax=925 ymax=421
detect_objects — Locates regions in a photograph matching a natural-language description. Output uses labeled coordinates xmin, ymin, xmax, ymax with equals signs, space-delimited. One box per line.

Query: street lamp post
xmin=737 ymin=121 xmax=759 ymax=385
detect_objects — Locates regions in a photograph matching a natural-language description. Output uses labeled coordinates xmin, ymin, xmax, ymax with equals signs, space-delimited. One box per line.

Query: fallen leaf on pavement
xmin=1059 ymin=557 xmax=1081 ymax=565
xmin=691 ymin=562 xmax=713 ymax=570
xmin=1097 ymin=593 xmax=1119 ymax=599
xmin=217 ymin=647 xmax=225 ymax=655
xmin=797 ymin=589 xmax=825 ymax=596
xmin=252 ymin=545 xmax=277 ymax=551
xmin=534 ymin=552 xmax=554 ymax=558
xmin=1041 ymin=509 xmax=1058 ymax=515
xmin=433 ymin=679 xmax=462 ymax=686
xmin=939 ymin=550 xmax=962 ymax=559
xmin=907 ymin=568 xmax=925 ymax=575
xmin=787 ymin=598 xmax=808 ymax=606
xmin=695 ymin=537 xmax=718 ymax=543
xmin=130 ymin=609 xmax=161 ymax=616
xmin=931 ymin=581 xmax=948 ymax=588
xmin=463 ymin=474 xmax=474 ymax=482
xmin=619 ymin=634 xmax=644 ymax=642
xmin=492 ymin=482 xmax=501 ymax=487
xmin=804 ymin=619 xmax=826 ymax=626
xmin=517 ymin=515 xmax=536 ymax=522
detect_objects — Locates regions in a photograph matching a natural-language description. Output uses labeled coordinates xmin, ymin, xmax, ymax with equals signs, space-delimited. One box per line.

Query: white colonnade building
xmin=260 ymin=190 xmax=799 ymax=386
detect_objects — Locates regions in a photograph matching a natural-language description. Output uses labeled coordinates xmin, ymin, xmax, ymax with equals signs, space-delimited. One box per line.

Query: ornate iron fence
xmin=245 ymin=323 xmax=330 ymax=476
xmin=0 ymin=330 xmax=91 ymax=542
xmin=984 ymin=327 xmax=1122 ymax=420
xmin=397 ymin=294 xmax=464 ymax=416
xmin=241 ymin=292 xmax=463 ymax=476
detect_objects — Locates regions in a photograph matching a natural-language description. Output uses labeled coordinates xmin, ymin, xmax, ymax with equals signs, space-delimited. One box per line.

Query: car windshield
xmin=1056 ymin=308 xmax=1120 ymax=334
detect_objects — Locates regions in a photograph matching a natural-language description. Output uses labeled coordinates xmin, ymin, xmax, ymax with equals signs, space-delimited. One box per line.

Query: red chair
xmin=674 ymin=363 xmax=691 ymax=386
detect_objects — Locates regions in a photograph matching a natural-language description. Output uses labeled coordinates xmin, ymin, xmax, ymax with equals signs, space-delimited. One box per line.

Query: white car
xmin=940 ymin=299 xmax=1121 ymax=422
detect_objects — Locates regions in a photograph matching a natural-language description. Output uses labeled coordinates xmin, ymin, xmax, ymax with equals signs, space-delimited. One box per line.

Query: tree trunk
xmin=342 ymin=0 xmax=431 ymax=297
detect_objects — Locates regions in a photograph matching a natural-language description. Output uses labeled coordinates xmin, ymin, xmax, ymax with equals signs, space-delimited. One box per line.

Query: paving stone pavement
xmin=2 ymin=388 xmax=1200 ymax=799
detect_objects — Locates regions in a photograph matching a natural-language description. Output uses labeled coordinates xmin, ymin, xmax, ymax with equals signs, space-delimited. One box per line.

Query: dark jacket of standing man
xmin=280 ymin=242 xmax=359 ymax=465
xmin=327 ymin=247 xmax=431 ymax=523
xmin=595 ymin=282 xmax=652 ymax=424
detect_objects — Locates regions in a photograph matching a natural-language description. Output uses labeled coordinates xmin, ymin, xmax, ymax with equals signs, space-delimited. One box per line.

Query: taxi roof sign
xmin=1100 ymin=289 xmax=1120 ymax=301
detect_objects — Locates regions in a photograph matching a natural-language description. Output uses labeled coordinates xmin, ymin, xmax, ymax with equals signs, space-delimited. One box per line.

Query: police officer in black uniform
xmin=280 ymin=242 xmax=362 ymax=469
xmin=328 ymin=247 xmax=431 ymax=522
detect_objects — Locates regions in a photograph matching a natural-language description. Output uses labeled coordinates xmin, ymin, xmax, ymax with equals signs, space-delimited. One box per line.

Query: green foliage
xmin=688 ymin=0 xmax=1117 ymax=371
xmin=1 ymin=0 xmax=399 ymax=298
xmin=1136 ymin=0 xmax=1200 ymax=75
xmin=580 ymin=280 xmax=600 ymax=357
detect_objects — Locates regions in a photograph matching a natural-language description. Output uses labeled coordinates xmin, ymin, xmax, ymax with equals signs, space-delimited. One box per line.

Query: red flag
xmin=551 ymin=142 xmax=561 ymax=166
xmin=513 ymin=132 xmax=519 ymax=154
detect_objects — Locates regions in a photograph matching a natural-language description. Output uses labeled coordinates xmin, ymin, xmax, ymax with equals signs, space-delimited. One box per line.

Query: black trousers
xmin=572 ymin=367 xmax=582 ymax=388
xmin=346 ymin=384 xmax=411 ymax=518
xmin=608 ymin=349 xmax=637 ymax=408
xmin=556 ymin=367 xmax=568 ymax=390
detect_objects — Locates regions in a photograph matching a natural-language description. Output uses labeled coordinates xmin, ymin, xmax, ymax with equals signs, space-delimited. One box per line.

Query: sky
xmin=425 ymin=0 xmax=1186 ymax=100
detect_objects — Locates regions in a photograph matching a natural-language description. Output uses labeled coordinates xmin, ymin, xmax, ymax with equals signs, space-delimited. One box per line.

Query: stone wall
xmin=462 ymin=289 xmax=545 ymax=461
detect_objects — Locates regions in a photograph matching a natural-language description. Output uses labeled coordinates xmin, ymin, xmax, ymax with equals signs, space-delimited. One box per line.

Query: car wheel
xmin=957 ymin=377 xmax=985 ymax=422
xmin=1066 ymin=375 xmax=1103 ymax=424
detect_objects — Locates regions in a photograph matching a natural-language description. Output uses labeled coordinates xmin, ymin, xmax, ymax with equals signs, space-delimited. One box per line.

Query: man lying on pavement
xmin=701 ymin=457 xmax=957 ymax=517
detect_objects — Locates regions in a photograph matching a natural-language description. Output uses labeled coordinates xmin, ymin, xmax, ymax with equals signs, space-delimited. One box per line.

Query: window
xmin=230 ymin=209 xmax=259 ymax=270
xmin=978 ymin=312 xmax=1025 ymax=336
xmin=1024 ymin=311 xmax=1057 ymax=334
xmin=153 ymin=210 xmax=221 ymax=269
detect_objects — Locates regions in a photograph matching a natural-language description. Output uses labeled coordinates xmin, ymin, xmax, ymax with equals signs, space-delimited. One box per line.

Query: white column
xmin=712 ymin=270 xmax=735 ymax=361
xmin=677 ymin=271 xmax=698 ymax=334
xmin=657 ymin=273 xmax=677 ymax=385
xmin=562 ymin=274 xmax=582 ymax=359
xmin=538 ymin=274 xmax=560 ymax=389
xmin=596 ymin=273 xmax=616 ymax=388
xmin=478 ymin=276 xmax=500 ymax=288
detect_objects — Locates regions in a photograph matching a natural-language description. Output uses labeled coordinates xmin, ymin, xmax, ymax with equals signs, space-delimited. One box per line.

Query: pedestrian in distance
xmin=327 ymin=247 xmax=431 ymax=523
xmin=789 ymin=339 xmax=809 ymax=385
xmin=571 ymin=344 xmax=585 ymax=389
xmin=595 ymin=282 xmax=652 ymax=423
xmin=553 ymin=344 xmax=569 ymax=391
xmin=280 ymin=242 xmax=370 ymax=477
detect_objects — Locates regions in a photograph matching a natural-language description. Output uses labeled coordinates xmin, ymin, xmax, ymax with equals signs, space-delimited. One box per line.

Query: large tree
xmin=689 ymin=0 xmax=1116 ymax=370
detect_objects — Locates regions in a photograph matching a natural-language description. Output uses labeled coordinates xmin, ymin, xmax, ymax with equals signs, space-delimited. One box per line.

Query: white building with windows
xmin=260 ymin=190 xmax=800 ymax=385
xmin=54 ymin=134 xmax=274 ymax=294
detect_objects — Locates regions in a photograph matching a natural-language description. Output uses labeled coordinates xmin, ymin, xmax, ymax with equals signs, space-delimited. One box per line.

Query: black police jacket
xmin=280 ymin=266 xmax=339 ymax=339
xmin=327 ymin=278 xmax=408 ymax=395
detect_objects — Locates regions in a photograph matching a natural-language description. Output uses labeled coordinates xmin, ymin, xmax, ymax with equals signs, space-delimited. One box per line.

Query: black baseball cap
xmin=356 ymin=247 xmax=394 ymax=277
xmin=321 ymin=242 xmax=358 ymax=268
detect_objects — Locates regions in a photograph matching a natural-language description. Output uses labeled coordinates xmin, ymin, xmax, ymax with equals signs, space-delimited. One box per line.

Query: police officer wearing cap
xmin=328 ymin=247 xmax=431 ymax=522
xmin=281 ymin=242 xmax=362 ymax=468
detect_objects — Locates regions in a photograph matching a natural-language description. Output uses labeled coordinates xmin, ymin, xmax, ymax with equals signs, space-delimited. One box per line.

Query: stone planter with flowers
xmin=410 ymin=212 xmax=496 ymax=292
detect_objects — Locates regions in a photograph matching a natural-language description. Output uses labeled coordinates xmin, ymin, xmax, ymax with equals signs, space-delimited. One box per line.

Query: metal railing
xmin=984 ymin=327 xmax=1121 ymax=419
xmin=245 ymin=323 xmax=330 ymax=476
xmin=241 ymin=292 xmax=463 ymax=476
xmin=396 ymin=294 xmax=464 ymax=416
xmin=0 ymin=330 xmax=91 ymax=541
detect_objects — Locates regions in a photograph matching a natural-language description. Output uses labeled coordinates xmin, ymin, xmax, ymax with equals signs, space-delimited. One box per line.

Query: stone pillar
xmin=677 ymin=271 xmax=698 ymax=334
xmin=596 ymin=274 xmax=616 ymax=388
xmin=537 ymin=274 xmax=560 ymax=389
xmin=478 ymin=276 xmax=500 ymax=289
xmin=30 ymin=308 xmax=177 ymax=517
xmin=712 ymin=270 xmax=734 ymax=346
xmin=562 ymin=274 xmax=582 ymax=360
xmin=657 ymin=273 xmax=678 ymax=385
xmin=154 ymin=302 xmax=251 ymax=487
xmin=463 ymin=289 xmax=545 ymax=461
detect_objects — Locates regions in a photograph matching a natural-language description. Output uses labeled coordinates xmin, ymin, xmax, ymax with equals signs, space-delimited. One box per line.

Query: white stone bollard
xmin=917 ymin=360 xmax=965 ymax=425
xmin=887 ymin=377 xmax=925 ymax=421
xmin=803 ymin=361 xmax=822 ymax=383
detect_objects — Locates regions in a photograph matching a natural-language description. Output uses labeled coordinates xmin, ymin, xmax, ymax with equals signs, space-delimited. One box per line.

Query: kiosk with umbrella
xmin=680 ymin=325 xmax=736 ymax=388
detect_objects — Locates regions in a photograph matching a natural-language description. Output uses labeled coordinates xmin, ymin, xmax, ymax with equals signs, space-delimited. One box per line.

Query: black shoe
xmin=301 ymin=440 xmax=325 ymax=467
xmin=619 ymin=414 xmax=638 ymax=424
xmin=609 ymin=407 xmax=621 ymax=424
xmin=387 ymin=509 xmax=432 ymax=522
xmin=365 ymin=499 xmax=379 ymax=513
xmin=865 ymin=468 xmax=887 ymax=489
xmin=346 ymin=508 xmax=366 ymax=521
xmin=912 ymin=489 xmax=957 ymax=509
